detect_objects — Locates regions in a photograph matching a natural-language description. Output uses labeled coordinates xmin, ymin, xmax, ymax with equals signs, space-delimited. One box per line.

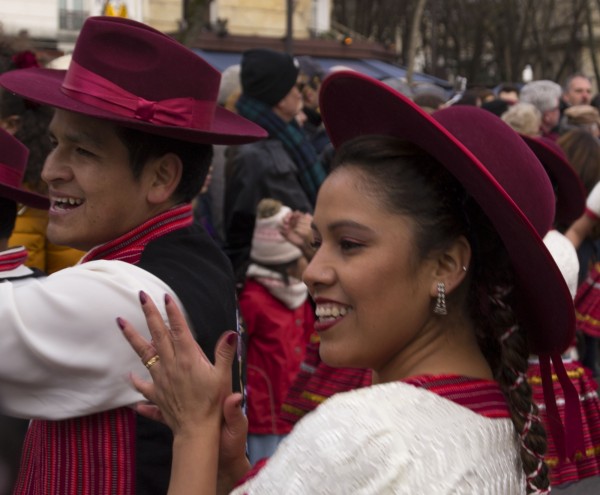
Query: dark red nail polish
xmin=116 ymin=317 xmax=125 ymax=330
xmin=164 ymin=293 xmax=172 ymax=305
xmin=139 ymin=291 xmax=147 ymax=305
xmin=227 ymin=332 xmax=237 ymax=346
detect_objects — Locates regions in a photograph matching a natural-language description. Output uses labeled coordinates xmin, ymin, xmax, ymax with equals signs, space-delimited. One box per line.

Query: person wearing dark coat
xmin=224 ymin=49 xmax=326 ymax=279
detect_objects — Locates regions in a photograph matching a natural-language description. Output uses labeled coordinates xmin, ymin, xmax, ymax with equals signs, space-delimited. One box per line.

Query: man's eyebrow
xmin=50 ymin=128 xmax=107 ymax=149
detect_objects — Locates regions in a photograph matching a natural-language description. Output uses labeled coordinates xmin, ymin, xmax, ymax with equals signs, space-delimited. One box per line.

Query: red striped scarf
xmin=402 ymin=374 xmax=511 ymax=419
xmin=0 ymin=245 xmax=28 ymax=271
xmin=81 ymin=203 xmax=194 ymax=264
xmin=14 ymin=204 xmax=193 ymax=495
xmin=15 ymin=409 xmax=136 ymax=495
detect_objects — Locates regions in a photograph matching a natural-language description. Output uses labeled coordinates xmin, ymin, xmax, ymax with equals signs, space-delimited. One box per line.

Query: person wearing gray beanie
xmin=520 ymin=80 xmax=562 ymax=141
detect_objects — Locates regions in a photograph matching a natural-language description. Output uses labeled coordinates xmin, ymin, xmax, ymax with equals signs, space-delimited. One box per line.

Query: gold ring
xmin=144 ymin=355 xmax=160 ymax=369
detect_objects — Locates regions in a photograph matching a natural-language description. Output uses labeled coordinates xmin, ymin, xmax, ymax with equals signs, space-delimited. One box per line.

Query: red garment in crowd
xmin=527 ymin=358 xmax=600 ymax=486
xmin=576 ymin=262 xmax=600 ymax=338
xmin=240 ymin=279 xmax=314 ymax=435
xmin=280 ymin=333 xmax=372 ymax=425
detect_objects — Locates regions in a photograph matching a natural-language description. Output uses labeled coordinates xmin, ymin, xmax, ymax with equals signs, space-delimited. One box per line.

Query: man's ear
xmin=429 ymin=235 xmax=472 ymax=298
xmin=146 ymin=153 xmax=183 ymax=205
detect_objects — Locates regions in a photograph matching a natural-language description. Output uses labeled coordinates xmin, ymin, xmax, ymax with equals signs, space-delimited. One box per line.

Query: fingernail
xmin=164 ymin=293 xmax=172 ymax=305
xmin=116 ymin=317 xmax=125 ymax=330
xmin=226 ymin=332 xmax=237 ymax=346
xmin=139 ymin=291 xmax=147 ymax=305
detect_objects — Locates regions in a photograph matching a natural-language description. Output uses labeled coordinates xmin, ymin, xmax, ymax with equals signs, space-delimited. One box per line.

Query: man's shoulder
xmin=140 ymin=225 xmax=232 ymax=272
xmin=227 ymin=140 xmax=297 ymax=182
xmin=229 ymin=139 xmax=289 ymax=163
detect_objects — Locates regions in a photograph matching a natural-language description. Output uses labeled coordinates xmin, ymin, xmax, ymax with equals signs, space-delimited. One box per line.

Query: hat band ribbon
xmin=0 ymin=162 xmax=22 ymax=188
xmin=61 ymin=61 xmax=216 ymax=129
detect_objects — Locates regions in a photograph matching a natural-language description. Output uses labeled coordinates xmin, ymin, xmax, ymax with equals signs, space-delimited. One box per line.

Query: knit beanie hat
xmin=241 ymin=49 xmax=299 ymax=106
xmin=250 ymin=198 xmax=303 ymax=264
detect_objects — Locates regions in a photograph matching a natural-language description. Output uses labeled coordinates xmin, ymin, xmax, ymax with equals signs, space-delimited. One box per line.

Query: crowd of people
xmin=1 ymin=14 xmax=600 ymax=495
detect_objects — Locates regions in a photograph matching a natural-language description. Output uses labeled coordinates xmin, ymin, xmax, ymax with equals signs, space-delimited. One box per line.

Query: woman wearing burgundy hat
xmin=120 ymin=72 xmax=582 ymax=494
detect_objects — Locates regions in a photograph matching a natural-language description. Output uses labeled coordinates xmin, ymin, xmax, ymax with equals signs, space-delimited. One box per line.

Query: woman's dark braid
xmin=487 ymin=285 xmax=550 ymax=494
xmin=468 ymin=205 xmax=550 ymax=494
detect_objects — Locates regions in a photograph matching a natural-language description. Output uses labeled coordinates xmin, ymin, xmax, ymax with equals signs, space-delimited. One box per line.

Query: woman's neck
xmin=372 ymin=316 xmax=494 ymax=385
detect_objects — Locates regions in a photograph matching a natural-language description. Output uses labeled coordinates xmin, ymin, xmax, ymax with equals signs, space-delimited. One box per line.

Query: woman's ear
xmin=146 ymin=153 xmax=183 ymax=205
xmin=429 ymin=235 xmax=472 ymax=297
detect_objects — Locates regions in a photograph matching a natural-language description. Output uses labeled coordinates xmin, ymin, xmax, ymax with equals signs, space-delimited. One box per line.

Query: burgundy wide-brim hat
xmin=520 ymin=135 xmax=586 ymax=226
xmin=0 ymin=17 xmax=267 ymax=145
xmin=320 ymin=71 xmax=574 ymax=355
xmin=0 ymin=128 xmax=49 ymax=209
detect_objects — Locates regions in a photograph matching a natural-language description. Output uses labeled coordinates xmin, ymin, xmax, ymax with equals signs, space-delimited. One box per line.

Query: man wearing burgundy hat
xmin=0 ymin=16 xmax=266 ymax=495
xmin=224 ymin=48 xmax=327 ymax=279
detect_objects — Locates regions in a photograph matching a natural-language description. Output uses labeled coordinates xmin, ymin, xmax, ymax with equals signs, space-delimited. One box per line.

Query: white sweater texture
xmin=232 ymin=381 xmax=526 ymax=494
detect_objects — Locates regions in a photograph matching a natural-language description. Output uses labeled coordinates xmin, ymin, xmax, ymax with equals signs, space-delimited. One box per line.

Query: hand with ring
xmin=117 ymin=291 xmax=250 ymax=493
xmin=118 ymin=291 xmax=238 ymax=437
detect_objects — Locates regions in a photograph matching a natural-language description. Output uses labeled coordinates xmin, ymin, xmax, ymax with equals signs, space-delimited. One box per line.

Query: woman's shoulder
xmin=291 ymin=381 xmax=513 ymax=449
xmin=233 ymin=382 xmax=524 ymax=494
xmin=297 ymin=381 xmax=519 ymax=471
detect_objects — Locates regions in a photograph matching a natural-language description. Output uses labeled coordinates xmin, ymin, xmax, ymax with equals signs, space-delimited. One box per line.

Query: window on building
xmin=59 ymin=0 xmax=88 ymax=31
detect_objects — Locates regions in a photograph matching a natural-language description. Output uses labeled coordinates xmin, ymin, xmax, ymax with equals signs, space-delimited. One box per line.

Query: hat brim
xmin=0 ymin=183 xmax=49 ymax=209
xmin=320 ymin=72 xmax=574 ymax=355
xmin=0 ymin=68 xmax=267 ymax=145
xmin=520 ymin=135 xmax=586 ymax=226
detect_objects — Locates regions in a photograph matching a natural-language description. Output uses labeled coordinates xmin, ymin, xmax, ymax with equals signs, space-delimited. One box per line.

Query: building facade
xmin=210 ymin=0 xmax=330 ymax=39
xmin=0 ymin=0 xmax=181 ymax=51
xmin=0 ymin=0 xmax=332 ymax=53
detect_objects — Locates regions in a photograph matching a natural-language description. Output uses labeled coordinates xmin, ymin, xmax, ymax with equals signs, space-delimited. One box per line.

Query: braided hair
xmin=466 ymin=201 xmax=550 ymax=494
xmin=332 ymin=135 xmax=550 ymax=493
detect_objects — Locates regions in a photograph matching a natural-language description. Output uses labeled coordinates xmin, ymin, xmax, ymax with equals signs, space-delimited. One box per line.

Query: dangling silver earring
xmin=433 ymin=282 xmax=447 ymax=315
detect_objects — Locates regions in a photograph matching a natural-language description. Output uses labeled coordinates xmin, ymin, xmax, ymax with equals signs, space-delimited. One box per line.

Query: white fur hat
xmin=250 ymin=199 xmax=303 ymax=265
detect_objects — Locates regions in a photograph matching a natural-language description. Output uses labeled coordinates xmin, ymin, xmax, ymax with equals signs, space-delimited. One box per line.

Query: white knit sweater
xmin=232 ymin=382 xmax=526 ymax=494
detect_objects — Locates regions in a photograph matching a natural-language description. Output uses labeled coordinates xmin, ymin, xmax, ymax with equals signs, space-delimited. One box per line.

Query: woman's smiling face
xmin=303 ymin=166 xmax=439 ymax=377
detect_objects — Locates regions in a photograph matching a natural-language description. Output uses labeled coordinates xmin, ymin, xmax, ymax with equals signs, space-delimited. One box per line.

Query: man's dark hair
xmin=115 ymin=127 xmax=213 ymax=203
